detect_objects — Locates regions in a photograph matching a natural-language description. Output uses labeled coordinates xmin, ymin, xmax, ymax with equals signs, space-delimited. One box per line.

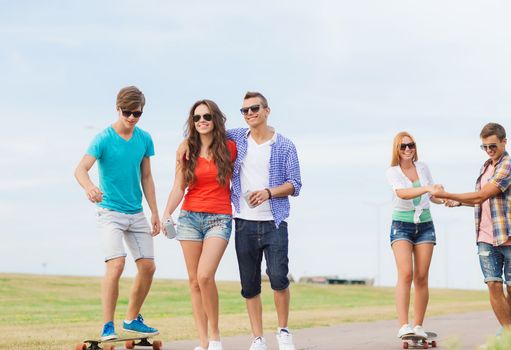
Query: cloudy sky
xmin=2 ymin=1 xmax=511 ymax=290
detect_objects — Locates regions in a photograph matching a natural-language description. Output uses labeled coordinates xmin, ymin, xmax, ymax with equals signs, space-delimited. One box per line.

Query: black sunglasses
xmin=192 ymin=114 xmax=213 ymax=123
xmin=480 ymin=143 xmax=498 ymax=151
xmin=400 ymin=142 xmax=416 ymax=151
xmin=120 ymin=109 xmax=143 ymax=118
xmin=240 ymin=104 xmax=261 ymax=115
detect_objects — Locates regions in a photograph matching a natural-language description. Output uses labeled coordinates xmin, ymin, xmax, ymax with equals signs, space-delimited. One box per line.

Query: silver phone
xmin=163 ymin=219 xmax=177 ymax=239
xmin=244 ymin=190 xmax=256 ymax=208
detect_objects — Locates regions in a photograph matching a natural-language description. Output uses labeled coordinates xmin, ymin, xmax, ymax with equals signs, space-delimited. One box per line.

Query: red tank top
xmin=182 ymin=140 xmax=237 ymax=215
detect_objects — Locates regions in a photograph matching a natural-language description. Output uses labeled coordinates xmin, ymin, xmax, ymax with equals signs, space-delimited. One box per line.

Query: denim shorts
xmin=176 ymin=210 xmax=232 ymax=242
xmin=97 ymin=207 xmax=154 ymax=262
xmin=234 ymin=219 xmax=289 ymax=298
xmin=389 ymin=220 xmax=436 ymax=245
xmin=478 ymin=242 xmax=511 ymax=285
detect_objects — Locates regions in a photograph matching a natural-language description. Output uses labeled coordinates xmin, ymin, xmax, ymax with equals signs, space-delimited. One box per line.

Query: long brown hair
xmin=183 ymin=99 xmax=233 ymax=187
xmin=390 ymin=131 xmax=419 ymax=166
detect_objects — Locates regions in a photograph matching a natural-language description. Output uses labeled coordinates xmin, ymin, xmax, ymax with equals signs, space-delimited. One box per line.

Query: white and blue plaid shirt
xmin=227 ymin=128 xmax=302 ymax=227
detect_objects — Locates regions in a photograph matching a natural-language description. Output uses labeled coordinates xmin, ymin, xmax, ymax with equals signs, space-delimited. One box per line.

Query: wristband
xmin=265 ymin=188 xmax=272 ymax=199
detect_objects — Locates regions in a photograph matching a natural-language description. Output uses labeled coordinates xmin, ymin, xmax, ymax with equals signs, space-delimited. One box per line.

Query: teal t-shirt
xmin=87 ymin=126 xmax=155 ymax=214
xmin=392 ymin=180 xmax=432 ymax=223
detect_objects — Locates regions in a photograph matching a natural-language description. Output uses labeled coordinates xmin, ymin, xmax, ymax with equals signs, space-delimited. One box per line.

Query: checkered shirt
xmin=475 ymin=151 xmax=511 ymax=245
xmin=227 ymin=128 xmax=302 ymax=227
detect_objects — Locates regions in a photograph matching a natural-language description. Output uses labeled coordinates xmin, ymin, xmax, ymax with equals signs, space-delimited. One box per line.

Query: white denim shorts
xmin=97 ymin=207 xmax=154 ymax=261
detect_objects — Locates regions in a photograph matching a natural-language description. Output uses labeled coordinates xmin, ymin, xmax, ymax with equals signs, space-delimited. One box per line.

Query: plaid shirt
xmin=475 ymin=151 xmax=511 ymax=245
xmin=227 ymin=128 xmax=302 ymax=227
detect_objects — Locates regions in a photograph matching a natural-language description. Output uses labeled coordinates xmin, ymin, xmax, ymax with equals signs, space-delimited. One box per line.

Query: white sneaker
xmin=397 ymin=324 xmax=414 ymax=338
xmin=413 ymin=325 xmax=428 ymax=338
xmin=276 ymin=328 xmax=295 ymax=350
xmin=208 ymin=340 xmax=223 ymax=350
xmin=249 ymin=337 xmax=268 ymax=350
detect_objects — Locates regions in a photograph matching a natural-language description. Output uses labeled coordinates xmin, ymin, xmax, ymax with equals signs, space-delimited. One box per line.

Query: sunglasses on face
xmin=240 ymin=104 xmax=261 ymax=115
xmin=192 ymin=114 xmax=213 ymax=123
xmin=120 ymin=109 xmax=143 ymax=118
xmin=400 ymin=142 xmax=416 ymax=151
xmin=480 ymin=143 xmax=498 ymax=151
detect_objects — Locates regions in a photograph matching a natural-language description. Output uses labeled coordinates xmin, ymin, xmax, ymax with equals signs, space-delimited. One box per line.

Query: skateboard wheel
xmin=125 ymin=340 xmax=135 ymax=349
xmin=74 ymin=343 xmax=86 ymax=350
xmin=402 ymin=342 xmax=409 ymax=349
xmin=152 ymin=340 xmax=163 ymax=350
xmin=423 ymin=342 xmax=429 ymax=349
xmin=431 ymin=340 xmax=437 ymax=348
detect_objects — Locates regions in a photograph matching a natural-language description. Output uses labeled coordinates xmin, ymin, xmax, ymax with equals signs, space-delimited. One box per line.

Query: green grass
xmin=0 ymin=273 xmax=490 ymax=350
xmin=482 ymin=330 xmax=511 ymax=350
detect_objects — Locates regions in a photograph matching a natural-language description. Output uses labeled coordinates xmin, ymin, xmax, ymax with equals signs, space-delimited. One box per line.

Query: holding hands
xmin=428 ymin=184 xmax=445 ymax=197
xmin=428 ymin=184 xmax=462 ymax=207
xmin=444 ymin=199 xmax=462 ymax=207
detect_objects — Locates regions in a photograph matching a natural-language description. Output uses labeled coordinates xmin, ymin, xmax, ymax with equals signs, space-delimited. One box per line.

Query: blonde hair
xmin=390 ymin=131 xmax=418 ymax=166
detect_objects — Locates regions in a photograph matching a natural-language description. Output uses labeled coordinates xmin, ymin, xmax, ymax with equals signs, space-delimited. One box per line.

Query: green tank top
xmin=392 ymin=180 xmax=432 ymax=223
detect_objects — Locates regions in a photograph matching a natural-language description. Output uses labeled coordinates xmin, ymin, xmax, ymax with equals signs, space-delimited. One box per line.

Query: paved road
xmin=134 ymin=311 xmax=499 ymax=350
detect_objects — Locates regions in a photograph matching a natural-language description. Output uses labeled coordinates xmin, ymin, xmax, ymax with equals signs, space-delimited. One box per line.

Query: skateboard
xmin=75 ymin=336 xmax=163 ymax=350
xmin=400 ymin=331 xmax=437 ymax=349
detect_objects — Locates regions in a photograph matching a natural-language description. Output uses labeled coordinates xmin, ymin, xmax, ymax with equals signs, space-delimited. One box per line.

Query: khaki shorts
xmin=97 ymin=207 xmax=154 ymax=261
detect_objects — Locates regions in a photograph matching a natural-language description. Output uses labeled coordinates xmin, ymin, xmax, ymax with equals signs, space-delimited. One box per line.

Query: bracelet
xmin=265 ymin=188 xmax=272 ymax=199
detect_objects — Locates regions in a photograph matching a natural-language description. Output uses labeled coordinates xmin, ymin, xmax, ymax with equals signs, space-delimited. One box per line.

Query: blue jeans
xmin=389 ymin=220 xmax=436 ymax=245
xmin=478 ymin=242 xmax=511 ymax=285
xmin=234 ymin=219 xmax=289 ymax=298
xmin=176 ymin=210 xmax=232 ymax=242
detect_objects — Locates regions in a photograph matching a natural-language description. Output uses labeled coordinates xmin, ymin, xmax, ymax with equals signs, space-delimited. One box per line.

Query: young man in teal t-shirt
xmin=75 ymin=86 xmax=161 ymax=340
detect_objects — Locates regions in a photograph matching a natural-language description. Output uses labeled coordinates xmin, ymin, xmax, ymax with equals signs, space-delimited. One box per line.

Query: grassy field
xmin=0 ymin=273 xmax=490 ymax=350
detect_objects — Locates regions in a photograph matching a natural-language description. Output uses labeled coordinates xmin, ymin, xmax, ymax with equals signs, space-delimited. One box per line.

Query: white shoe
xmin=249 ymin=337 xmax=268 ymax=350
xmin=413 ymin=325 xmax=427 ymax=338
xmin=276 ymin=328 xmax=295 ymax=350
xmin=208 ymin=340 xmax=223 ymax=350
xmin=397 ymin=324 xmax=414 ymax=338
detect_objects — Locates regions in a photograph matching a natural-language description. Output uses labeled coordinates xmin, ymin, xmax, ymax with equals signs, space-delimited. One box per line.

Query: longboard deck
xmin=83 ymin=336 xmax=155 ymax=343
xmin=401 ymin=332 xmax=438 ymax=349
xmin=76 ymin=335 xmax=162 ymax=350
xmin=401 ymin=332 xmax=437 ymax=340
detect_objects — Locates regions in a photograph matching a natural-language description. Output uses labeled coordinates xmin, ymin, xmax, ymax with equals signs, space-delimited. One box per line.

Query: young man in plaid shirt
xmin=228 ymin=92 xmax=302 ymax=350
xmin=431 ymin=122 xmax=511 ymax=332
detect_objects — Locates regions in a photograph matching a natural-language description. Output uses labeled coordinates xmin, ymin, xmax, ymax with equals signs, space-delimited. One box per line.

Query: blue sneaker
xmin=100 ymin=321 xmax=118 ymax=341
xmin=123 ymin=314 xmax=159 ymax=335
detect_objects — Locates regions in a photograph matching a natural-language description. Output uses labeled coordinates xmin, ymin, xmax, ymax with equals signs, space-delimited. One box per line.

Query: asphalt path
xmin=121 ymin=311 xmax=499 ymax=350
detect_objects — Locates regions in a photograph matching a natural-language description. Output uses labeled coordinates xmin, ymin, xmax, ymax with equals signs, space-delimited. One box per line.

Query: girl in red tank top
xmin=162 ymin=99 xmax=236 ymax=350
